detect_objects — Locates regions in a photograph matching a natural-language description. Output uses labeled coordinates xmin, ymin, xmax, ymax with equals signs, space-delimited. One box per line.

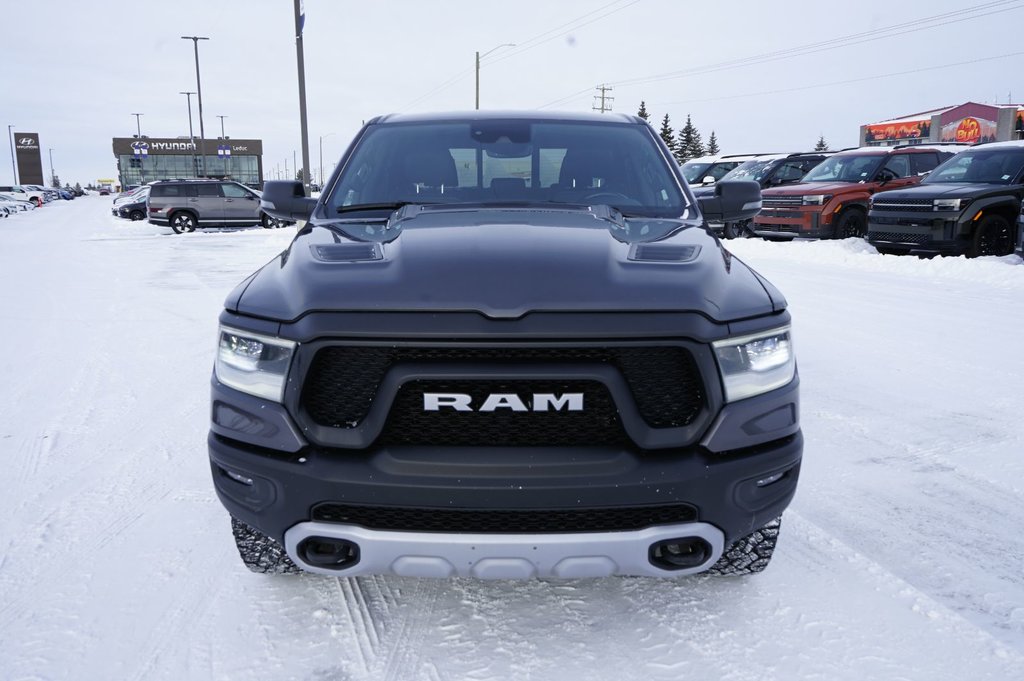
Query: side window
xmin=910 ymin=153 xmax=940 ymax=175
xmin=221 ymin=183 xmax=251 ymax=198
xmin=775 ymin=161 xmax=807 ymax=182
xmin=197 ymin=184 xmax=222 ymax=197
xmin=708 ymin=162 xmax=738 ymax=181
xmin=881 ymin=155 xmax=911 ymax=178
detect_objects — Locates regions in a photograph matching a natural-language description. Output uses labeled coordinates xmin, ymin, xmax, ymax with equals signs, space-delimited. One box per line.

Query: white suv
xmin=0 ymin=185 xmax=45 ymax=207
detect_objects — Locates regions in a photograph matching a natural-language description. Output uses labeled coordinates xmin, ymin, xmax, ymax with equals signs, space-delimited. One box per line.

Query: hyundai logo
xmin=130 ymin=141 xmax=150 ymax=150
xmin=17 ymin=138 xmax=36 ymax=146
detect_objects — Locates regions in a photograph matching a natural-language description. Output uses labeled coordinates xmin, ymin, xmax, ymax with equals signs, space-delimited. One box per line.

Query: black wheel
xmin=170 ymin=211 xmax=197 ymax=234
xmin=723 ymin=220 xmax=751 ymax=239
xmin=968 ymin=215 xmax=1013 ymax=257
xmin=261 ymin=213 xmax=279 ymax=229
xmin=875 ymin=246 xmax=908 ymax=256
xmin=706 ymin=516 xmax=781 ymax=576
xmin=129 ymin=210 xmax=144 ymax=221
xmin=833 ymin=209 xmax=866 ymax=239
xmin=231 ymin=517 xmax=302 ymax=574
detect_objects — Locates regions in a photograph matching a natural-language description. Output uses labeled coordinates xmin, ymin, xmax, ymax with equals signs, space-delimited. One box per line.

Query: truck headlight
xmin=713 ymin=327 xmax=795 ymax=402
xmin=215 ymin=326 xmax=296 ymax=402
xmin=802 ymin=194 xmax=832 ymax=206
xmin=933 ymin=198 xmax=969 ymax=212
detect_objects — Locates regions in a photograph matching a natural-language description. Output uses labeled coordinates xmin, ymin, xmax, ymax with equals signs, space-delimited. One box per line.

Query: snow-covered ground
xmin=1 ymin=197 xmax=1022 ymax=681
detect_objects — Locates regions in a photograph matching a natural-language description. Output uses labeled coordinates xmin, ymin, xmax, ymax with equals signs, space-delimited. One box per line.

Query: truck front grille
xmin=871 ymin=198 xmax=932 ymax=212
xmin=762 ymin=196 xmax=804 ymax=207
xmin=870 ymin=231 xmax=931 ymax=244
xmin=299 ymin=346 xmax=706 ymax=438
xmin=378 ymin=379 xmax=629 ymax=446
xmin=311 ymin=503 xmax=698 ymax=533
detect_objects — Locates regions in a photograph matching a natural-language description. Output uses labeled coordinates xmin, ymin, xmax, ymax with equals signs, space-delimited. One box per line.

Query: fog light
xmin=756 ymin=471 xmax=786 ymax=487
xmin=298 ymin=537 xmax=360 ymax=570
xmin=224 ymin=468 xmax=254 ymax=486
xmin=649 ymin=537 xmax=712 ymax=570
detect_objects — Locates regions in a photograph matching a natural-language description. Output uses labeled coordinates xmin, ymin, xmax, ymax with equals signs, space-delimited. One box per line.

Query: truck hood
xmin=228 ymin=206 xmax=782 ymax=322
xmin=873 ymin=182 xmax=1005 ymax=200
xmin=762 ymin=181 xmax=862 ymax=196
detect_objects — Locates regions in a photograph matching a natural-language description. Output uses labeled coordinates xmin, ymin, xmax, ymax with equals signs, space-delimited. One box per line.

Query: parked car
xmin=147 ymin=179 xmax=284 ymax=233
xmin=753 ymin=145 xmax=962 ymax=240
xmin=0 ymin=196 xmax=33 ymax=213
xmin=867 ymin=141 xmax=1024 ymax=257
xmin=111 ymin=186 xmax=150 ymax=215
xmin=98 ymin=187 xmax=111 ymax=196
xmin=692 ymin=151 xmax=833 ymax=238
xmin=680 ymin=153 xmax=774 ymax=187
xmin=0 ymin=185 xmax=45 ymax=207
xmin=115 ymin=190 xmax=150 ymax=221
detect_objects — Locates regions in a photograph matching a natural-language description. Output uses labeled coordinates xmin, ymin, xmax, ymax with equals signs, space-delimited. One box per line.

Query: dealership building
xmin=112 ymin=137 xmax=264 ymax=189
xmin=860 ymin=101 xmax=1024 ymax=147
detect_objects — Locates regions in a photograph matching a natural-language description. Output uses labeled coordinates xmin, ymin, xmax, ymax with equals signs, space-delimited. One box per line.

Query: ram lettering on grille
xmin=423 ymin=392 xmax=584 ymax=412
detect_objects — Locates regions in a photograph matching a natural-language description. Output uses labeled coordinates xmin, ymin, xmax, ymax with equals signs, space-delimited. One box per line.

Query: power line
xmin=538 ymin=0 xmax=1024 ymax=108
xmin=398 ymin=0 xmax=640 ymax=111
xmin=593 ymin=85 xmax=614 ymax=113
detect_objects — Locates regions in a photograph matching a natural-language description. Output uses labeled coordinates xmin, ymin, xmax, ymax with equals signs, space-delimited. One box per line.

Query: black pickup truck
xmin=209 ymin=112 xmax=802 ymax=579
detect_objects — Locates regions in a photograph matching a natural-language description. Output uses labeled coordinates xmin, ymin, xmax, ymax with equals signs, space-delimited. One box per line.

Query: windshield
xmin=326 ymin=120 xmax=687 ymax=218
xmin=802 ymin=154 xmax=885 ymax=183
xmin=721 ymin=160 xmax=775 ymax=183
xmin=924 ymin=148 xmax=1024 ymax=184
xmin=679 ymin=162 xmax=713 ymax=184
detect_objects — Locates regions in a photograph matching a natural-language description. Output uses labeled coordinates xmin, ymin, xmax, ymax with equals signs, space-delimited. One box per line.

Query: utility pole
xmin=319 ymin=132 xmax=335 ymax=188
xmin=293 ymin=150 xmax=297 ymax=181
xmin=593 ymin=85 xmax=614 ymax=113
xmin=181 ymin=36 xmax=209 ymax=175
xmin=293 ymin=0 xmax=311 ymax=193
xmin=180 ymin=91 xmax=197 ymax=178
xmin=7 ymin=124 xmax=16 ymax=183
xmin=475 ymin=43 xmax=515 ymax=110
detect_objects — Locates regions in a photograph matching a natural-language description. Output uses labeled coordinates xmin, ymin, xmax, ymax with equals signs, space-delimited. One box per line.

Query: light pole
xmin=217 ymin=115 xmax=229 ymax=178
xmin=48 ymin=148 xmax=55 ymax=187
xmin=180 ymin=91 xmax=197 ymax=178
xmin=131 ymin=112 xmax=143 ymax=138
xmin=216 ymin=115 xmax=228 ymax=138
xmin=131 ymin=113 xmax=145 ymax=184
xmin=293 ymin=0 xmax=311 ymax=194
xmin=475 ymin=43 xmax=515 ymax=110
xmin=319 ymin=132 xmax=336 ymax=188
xmin=7 ymin=124 xmax=16 ymax=183
xmin=181 ymin=36 xmax=209 ymax=175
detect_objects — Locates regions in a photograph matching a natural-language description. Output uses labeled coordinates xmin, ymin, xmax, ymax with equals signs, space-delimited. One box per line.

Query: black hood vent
xmin=628 ymin=243 xmax=700 ymax=262
xmin=311 ymin=243 xmax=383 ymax=262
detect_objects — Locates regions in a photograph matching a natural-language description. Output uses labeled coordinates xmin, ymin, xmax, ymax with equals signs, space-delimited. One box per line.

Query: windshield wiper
xmin=336 ymin=201 xmax=428 ymax=214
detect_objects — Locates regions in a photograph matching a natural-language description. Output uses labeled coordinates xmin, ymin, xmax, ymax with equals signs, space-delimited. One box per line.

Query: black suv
xmin=210 ymin=112 xmax=801 ymax=580
xmin=692 ymin=152 xmax=832 ymax=238
xmin=147 ymin=179 xmax=284 ymax=234
xmin=867 ymin=142 xmax=1024 ymax=257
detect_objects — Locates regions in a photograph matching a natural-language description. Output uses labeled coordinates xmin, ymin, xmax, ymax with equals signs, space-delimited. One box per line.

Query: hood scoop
xmin=311 ymin=243 xmax=383 ymax=262
xmin=628 ymin=243 xmax=701 ymax=263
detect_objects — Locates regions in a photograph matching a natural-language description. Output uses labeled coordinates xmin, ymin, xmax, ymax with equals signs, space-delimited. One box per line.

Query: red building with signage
xmin=861 ymin=102 xmax=1024 ymax=147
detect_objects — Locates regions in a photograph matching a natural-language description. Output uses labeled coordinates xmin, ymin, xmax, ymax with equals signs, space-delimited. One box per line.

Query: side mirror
xmin=260 ymin=181 xmax=316 ymax=220
xmin=702 ymin=175 xmax=717 ymax=185
xmin=697 ymin=180 xmax=761 ymax=223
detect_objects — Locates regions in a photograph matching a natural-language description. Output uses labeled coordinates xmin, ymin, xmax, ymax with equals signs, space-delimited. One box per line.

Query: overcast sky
xmin=2 ymin=0 xmax=1021 ymax=186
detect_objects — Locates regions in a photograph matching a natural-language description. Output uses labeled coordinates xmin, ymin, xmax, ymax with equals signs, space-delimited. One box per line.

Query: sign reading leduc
xmin=14 ymin=132 xmax=44 ymax=185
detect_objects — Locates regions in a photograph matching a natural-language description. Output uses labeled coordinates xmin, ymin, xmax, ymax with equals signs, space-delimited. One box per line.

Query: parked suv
xmin=0 ymin=185 xmax=45 ymax=207
xmin=867 ymin=141 xmax=1024 ymax=257
xmin=753 ymin=145 xmax=960 ymax=240
xmin=210 ymin=112 xmax=802 ymax=580
xmin=693 ymin=152 xmax=832 ymax=238
xmin=680 ymin=153 xmax=772 ymax=188
xmin=147 ymin=179 xmax=283 ymax=234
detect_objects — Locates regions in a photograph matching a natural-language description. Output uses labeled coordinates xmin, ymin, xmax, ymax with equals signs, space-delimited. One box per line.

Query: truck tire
xmin=833 ymin=209 xmax=866 ymax=239
xmin=968 ymin=215 xmax=1013 ymax=257
xmin=231 ymin=517 xmax=302 ymax=574
xmin=706 ymin=516 xmax=781 ymax=576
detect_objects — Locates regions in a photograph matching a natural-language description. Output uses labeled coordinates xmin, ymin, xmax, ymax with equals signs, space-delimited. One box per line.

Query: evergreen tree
xmin=74 ymin=182 xmax=83 ymax=193
xmin=675 ymin=114 xmax=704 ymax=163
xmin=658 ymin=114 xmax=676 ymax=155
xmin=637 ymin=101 xmax=650 ymax=121
xmin=706 ymin=131 xmax=720 ymax=155
xmin=814 ymin=135 xmax=830 ymax=151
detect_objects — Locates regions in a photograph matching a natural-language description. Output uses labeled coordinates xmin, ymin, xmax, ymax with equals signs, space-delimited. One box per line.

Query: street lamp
xmin=475 ymin=43 xmax=515 ymax=110
xmin=216 ymin=115 xmax=228 ymax=139
xmin=181 ymin=36 xmax=209 ymax=175
xmin=180 ymin=91 xmax=198 ymax=178
xmin=217 ymin=115 xmax=229 ymax=179
xmin=131 ymin=113 xmax=143 ymax=138
xmin=48 ymin=148 xmax=55 ymax=188
xmin=319 ymin=132 xmax=336 ymax=188
xmin=131 ymin=113 xmax=145 ymax=184
xmin=7 ymin=124 xmax=15 ymax=183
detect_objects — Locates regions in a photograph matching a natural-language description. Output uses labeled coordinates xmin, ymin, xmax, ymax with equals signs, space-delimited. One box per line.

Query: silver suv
xmin=147 ymin=180 xmax=283 ymax=234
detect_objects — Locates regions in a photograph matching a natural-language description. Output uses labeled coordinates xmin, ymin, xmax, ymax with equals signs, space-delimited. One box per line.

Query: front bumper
xmin=753 ymin=206 xmax=827 ymax=238
xmin=867 ymin=210 xmax=969 ymax=255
